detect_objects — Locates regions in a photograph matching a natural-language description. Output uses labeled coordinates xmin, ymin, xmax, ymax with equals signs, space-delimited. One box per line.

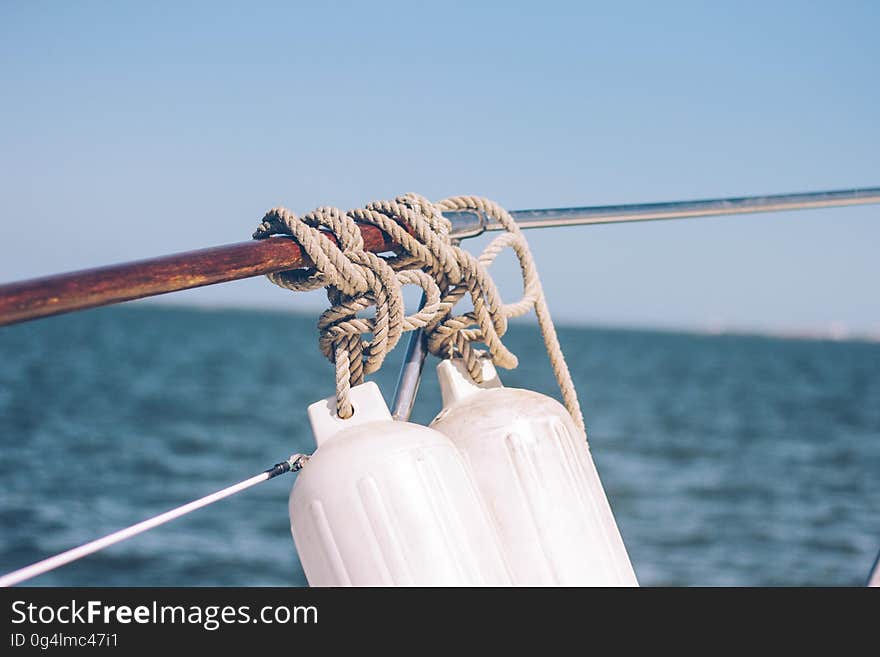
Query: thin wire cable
xmin=0 ymin=455 xmax=307 ymax=587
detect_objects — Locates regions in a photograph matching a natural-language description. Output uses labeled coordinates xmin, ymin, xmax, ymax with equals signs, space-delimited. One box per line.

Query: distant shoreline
xmin=94 ymin=300 xmax=880 ymax=346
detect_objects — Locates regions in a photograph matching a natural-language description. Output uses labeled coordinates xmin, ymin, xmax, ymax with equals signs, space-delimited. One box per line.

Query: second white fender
xmin=431 ymin=358 xmax=638 ymax=586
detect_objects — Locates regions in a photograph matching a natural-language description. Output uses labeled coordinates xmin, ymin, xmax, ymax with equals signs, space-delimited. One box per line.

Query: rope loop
xmin=254 ymin=194 xmax=585 ymax=432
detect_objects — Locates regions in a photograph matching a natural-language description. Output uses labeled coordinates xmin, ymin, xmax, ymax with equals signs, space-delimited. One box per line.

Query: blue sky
xmin=1 ymin=1 xmax=878 ymax=334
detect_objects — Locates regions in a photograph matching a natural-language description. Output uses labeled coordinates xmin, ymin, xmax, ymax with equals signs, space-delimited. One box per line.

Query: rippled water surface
xmin=1 ymin=306 xmax=878 ymax=586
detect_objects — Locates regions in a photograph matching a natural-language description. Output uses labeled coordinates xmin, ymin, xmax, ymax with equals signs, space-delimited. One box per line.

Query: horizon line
xmin=103 ymin=298 xmax=880 ymax=345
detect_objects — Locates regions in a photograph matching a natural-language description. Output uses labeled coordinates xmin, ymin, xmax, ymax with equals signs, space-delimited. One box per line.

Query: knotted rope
xmin=253 ymin=194 xmax=585 ymax=434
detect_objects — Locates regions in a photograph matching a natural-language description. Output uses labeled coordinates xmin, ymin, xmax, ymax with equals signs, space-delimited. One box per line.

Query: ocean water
xmin=0 ymin=305 xmax=878 ymax=587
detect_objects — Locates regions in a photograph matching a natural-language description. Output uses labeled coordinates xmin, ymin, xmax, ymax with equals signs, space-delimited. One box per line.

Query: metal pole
xmin=391 ymin=292 xmax=430 ymax=422
xmin=499 ymin=186 xmax=880 ymax=232
xmin=443 ymin=186 xmax=880 ymax=237
xmin=868 ymin=547 xmax=880 ymax=587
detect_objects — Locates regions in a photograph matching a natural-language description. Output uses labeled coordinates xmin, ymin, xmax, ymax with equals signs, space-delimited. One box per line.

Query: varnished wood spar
xmin=0 ymin=226 xmax=396 ymax=327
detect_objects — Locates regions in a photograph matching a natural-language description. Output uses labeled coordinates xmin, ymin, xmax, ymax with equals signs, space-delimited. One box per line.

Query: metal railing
xmin=1 ymin=187 xmax=878 ymax=327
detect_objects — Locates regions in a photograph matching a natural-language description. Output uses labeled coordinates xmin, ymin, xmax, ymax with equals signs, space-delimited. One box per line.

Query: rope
xmin=254 ymin=194 xmax=585 ymax=434
xmin=0 ymin=454 xmax=309 ymax=587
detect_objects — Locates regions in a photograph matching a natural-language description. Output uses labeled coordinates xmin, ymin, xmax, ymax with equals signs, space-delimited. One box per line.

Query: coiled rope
xmin=254 ymin=194 xmax=585 ymax=434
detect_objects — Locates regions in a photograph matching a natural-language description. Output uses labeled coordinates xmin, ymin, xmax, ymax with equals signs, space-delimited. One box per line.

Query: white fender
xmin=289 ymin=381 xmax=512 ymax=586
xmin=431 ymin=358 xmax=638 ymax=586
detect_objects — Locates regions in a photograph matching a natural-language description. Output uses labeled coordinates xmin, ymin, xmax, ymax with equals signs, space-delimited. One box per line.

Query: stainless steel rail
xmin=446 ymin=187 xmax=880 ymax=238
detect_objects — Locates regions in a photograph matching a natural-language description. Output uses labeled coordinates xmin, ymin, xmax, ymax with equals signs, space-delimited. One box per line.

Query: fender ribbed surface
xmin=291 ymin=397 xmax=512 ymax=586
